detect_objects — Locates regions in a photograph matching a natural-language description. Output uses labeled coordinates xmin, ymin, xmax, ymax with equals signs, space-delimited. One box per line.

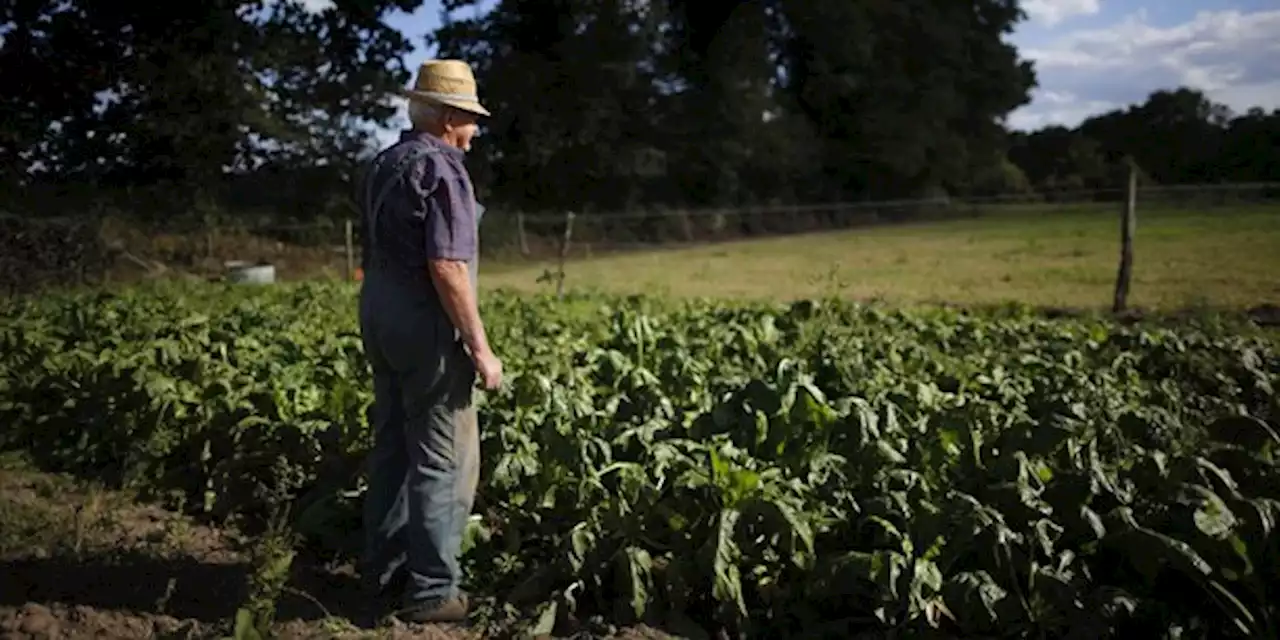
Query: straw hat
xmin=402 ymin=59 xmax=491 ymax=117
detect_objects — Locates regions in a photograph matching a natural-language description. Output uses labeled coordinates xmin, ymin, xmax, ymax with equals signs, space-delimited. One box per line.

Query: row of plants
xmin=1 ymin=282 xmax=1277 ymax=637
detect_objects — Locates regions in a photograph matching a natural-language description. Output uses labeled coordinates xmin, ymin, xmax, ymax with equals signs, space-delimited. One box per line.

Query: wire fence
xmin=3 ymin=181 xmax=1279 ymax=304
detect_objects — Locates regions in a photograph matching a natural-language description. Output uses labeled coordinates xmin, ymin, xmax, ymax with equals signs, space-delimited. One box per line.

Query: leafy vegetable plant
xmin=2 ymin=283 xmax=1276 ymax=637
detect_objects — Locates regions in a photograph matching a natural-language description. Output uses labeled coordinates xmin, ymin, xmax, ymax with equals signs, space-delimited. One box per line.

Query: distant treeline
xmin=2 ymin=1 xmax=1277 ymax=226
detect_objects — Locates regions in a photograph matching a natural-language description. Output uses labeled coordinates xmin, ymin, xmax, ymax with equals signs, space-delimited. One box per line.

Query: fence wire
xmin=2 ymin=181 xmax=1278 ymax=297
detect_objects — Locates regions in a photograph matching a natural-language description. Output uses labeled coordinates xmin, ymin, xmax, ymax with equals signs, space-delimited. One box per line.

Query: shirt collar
xmin=399 ymin=129 xmax=465 ymax=162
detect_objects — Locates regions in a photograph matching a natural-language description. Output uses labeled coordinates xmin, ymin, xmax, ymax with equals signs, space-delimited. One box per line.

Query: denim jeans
xmin=358 ymin=275 xmax=481 ymax=605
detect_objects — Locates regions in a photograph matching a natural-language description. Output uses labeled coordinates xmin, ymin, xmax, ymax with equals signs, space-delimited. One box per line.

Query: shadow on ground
xmin=0 ymin=552 xmax=246 ymax=622
xmin=0 ymin=456 xmax=673 ymax=639
xmin=0 ymin=552 xmax=375 ymax=626
xmin=0 ymin=458 xmax=409 ymax=639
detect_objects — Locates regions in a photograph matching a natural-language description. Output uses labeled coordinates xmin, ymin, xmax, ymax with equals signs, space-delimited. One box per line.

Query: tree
xmin=1220 ymin=107 xmax=1280 ymax=183
xmin=1078 ymin=88 xmax=1232 ymax=184
xmin=0 ymin=0 xmax=421 ymax=218
xmin=775 ymin=0 xmax=1035 ymax=199
xmin=1008 ymin=126 xmax=1110 ymax=192
xmin=659 ymin=0 xmax=817 ymax=207
xmin=1009 ymin=87 xmax=1279 ymax=193
xmin=433 ymin=0 xmax=667 ymax=213
xmin=431 ymin=0 xmax=1038 ymax=212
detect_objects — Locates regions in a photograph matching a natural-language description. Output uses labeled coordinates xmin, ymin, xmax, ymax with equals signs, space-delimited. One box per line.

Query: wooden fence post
xmin=517 ymin=211 xmax=530 ymax=257
xmin=1112 ymin=161 xmax=1137 ymax=313
xmin=344 ymin=219 xmax=355 ymax=282
xmin=556 ymin=211 xmax=575 ymax=299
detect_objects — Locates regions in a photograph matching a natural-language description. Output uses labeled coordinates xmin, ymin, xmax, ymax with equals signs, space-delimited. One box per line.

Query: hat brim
xmin=401 ymin=88 xmax=492 ymax=117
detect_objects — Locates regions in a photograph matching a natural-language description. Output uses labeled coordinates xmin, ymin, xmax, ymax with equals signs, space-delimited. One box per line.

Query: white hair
xmin=408 ymin=100 xmax=465 ymax=130
xmin=407 ymin=100 xmax=439 ymax=129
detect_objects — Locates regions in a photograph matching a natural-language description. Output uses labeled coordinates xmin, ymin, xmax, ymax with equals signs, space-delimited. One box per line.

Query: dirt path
xmin=0 ymin=458 xmax=672 ymax=639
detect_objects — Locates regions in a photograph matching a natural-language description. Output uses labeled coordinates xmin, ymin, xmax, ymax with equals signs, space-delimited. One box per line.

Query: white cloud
xmin=289 ymin=0 xmax=334 ymax=13
xmin=1007 ymin=91 xmax=1117 ymax=130
xmin=1021 ymin=0 xmax=1102 ymax=27
xmin=1011 ymin=9 xmax=1280 ymax=129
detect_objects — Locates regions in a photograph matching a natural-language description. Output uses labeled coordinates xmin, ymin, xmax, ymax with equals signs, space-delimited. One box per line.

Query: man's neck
xmin=401 ymin=129 xmax=461 ymax=155
xmin=418 ymin=126 xmax=461 ymax=149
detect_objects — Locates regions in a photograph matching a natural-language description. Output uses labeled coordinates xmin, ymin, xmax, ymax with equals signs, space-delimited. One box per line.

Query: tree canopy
xmin=2 ymin=0 xmax=1277 ymax=221
xmin=1 ymin=0 xmax=419 ymax=216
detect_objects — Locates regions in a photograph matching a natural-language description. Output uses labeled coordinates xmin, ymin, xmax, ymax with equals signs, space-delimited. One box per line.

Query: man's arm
xmin=417 ymin=161 xmax=492 ymax=359
xmin=428 ymin=259 xmax=491 ymax=358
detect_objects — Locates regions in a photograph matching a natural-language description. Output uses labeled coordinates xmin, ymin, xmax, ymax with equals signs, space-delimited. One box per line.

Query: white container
xmin=226 ymin=262 xmax=276 ymax=284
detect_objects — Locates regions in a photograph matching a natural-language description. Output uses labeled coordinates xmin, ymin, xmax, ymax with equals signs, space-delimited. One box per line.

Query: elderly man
xmin=356 ymin=59 xmax=502 ymax=625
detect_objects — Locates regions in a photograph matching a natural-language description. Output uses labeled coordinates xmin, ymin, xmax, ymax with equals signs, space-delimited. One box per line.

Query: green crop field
xmin=2 ymin=281 xmax=1278 ymax=638
xmin=487 ymin=205 xmax=1280 ymax=311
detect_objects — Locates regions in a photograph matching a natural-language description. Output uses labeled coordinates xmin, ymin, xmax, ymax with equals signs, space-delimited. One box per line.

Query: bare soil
xmin=0 ymin=458 xmax=672 ymax=639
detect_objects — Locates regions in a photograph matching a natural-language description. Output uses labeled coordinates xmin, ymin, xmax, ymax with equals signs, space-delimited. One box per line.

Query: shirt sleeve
xmin=410 ymin=156 xmax=477 ymax=262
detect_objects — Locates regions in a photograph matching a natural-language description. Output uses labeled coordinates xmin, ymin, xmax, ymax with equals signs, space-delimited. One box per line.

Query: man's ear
xmin=444 ymin=107 xmax=476 ymax=127
xmin=443 ymin=107 xmax=463 ymax=128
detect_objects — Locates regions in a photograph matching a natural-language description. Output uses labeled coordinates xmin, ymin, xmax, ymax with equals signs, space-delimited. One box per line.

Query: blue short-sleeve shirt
xmin=360 ymin=130 xmax=481 ymax=292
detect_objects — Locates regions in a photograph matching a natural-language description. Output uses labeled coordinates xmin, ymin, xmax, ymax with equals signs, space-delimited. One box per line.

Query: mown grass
xmin=483 ymin=204 xmax=1280 ymax=311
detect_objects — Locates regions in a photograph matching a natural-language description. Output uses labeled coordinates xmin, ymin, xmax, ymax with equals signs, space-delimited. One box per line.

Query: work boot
xmin=391 ymin=593 xmax=470 ymax=624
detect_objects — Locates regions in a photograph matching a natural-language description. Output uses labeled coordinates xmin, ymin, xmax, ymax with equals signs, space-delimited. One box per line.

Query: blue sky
xmin=301 ymin=0 xmax=1280 ymax=139
xmin=1006 ymin=0 xmax=1280 ymax=129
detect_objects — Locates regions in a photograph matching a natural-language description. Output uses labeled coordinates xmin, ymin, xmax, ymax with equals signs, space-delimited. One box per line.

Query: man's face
xmin=445 ymin=109 xmax=481 ymax=152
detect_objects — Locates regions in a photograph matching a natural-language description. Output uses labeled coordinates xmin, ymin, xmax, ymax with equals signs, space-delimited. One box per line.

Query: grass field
xmin=485 ymin=205 xmax=1280 ymax=310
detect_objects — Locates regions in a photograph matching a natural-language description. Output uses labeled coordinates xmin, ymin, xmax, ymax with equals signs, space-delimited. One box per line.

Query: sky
xmin=298 ymin=0 xmax=1280 ymax=140
xmin=1006 ymin=0 xmax=1280 ymax=130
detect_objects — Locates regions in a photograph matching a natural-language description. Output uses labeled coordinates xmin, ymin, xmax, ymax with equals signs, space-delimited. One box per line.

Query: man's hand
xmin=428 ymin=258 xmax=500 ymax=390
xmin=472 ymin=347 xmax=503 ymax=390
